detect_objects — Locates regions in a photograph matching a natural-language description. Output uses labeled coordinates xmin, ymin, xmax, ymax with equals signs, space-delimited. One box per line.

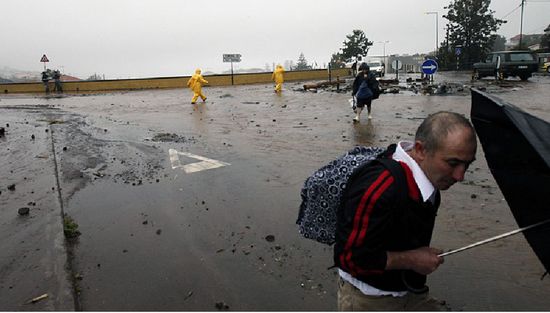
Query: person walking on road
xmin=41 ymin=71 xmax=50 ymax=94
xmin=53 ymin=70 xmax=63 ymax=94
xmin=351 ymin=63 xmax=378 ymax=122
xmin=335 ymin=111 xmax=477 ymax=311
xmin=187 ymin=68 xmax=208 ymax=104
xmin=272 ymin=64 xmax=285 ymax=93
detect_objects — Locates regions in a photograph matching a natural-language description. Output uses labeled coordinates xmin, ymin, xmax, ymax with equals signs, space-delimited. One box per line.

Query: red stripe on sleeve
xmin=339 ymin=170 xmax=392 ymax=275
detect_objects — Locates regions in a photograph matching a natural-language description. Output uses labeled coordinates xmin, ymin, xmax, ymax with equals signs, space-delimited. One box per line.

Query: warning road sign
xmin=40 ymin=54 xmax=49 ymax=62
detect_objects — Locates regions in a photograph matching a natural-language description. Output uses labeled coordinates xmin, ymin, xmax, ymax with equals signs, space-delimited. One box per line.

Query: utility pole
xmin=426 ymin=12 xmax=439 ymax=55
xmin=519 ymin=0 xmax=525 ymax=49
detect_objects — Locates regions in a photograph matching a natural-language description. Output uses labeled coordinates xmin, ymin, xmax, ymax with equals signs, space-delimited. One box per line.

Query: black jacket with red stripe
xmin=334 ymin=145 xmax=440 ymax=292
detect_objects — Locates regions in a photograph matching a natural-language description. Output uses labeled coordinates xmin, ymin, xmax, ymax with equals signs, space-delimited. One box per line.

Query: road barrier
xmin=0 ymin=68 xmax=350 ymax=94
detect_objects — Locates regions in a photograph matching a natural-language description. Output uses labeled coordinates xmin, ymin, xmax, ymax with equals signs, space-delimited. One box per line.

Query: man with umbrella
xmin=335 ymin=111 xmax=477 ymax=311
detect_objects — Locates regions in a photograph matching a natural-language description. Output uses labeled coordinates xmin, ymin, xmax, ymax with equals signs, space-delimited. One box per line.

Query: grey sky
xmin=1 ymin=0 xmax=547 ymax=79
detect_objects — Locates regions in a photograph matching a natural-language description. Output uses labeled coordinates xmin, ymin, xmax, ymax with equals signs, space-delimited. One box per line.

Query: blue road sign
xmin=455 ymin=47 xmax=462 ymax=56
xmin=421 ymin=59 xmax=438 ymax=75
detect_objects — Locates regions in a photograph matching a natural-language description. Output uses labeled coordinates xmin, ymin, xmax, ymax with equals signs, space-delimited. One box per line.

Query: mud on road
xmin=1 ymin=72 xmax=549 ymax=310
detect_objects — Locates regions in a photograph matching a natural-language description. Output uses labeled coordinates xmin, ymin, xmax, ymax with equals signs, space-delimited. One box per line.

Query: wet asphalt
xmin=1 ymin=71 xmax=550 ymax=311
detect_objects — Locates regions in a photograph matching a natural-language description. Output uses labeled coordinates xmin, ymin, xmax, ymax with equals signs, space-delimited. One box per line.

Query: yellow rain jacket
xmin=272 ymin=65 xmax=285 ymax=92
xmin=187 ymin=69 xmax=208 ymax=93
xmin=187 ymin=69 xmax=209 ymax=102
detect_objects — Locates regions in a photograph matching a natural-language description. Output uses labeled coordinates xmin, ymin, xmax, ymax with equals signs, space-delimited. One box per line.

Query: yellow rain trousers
xmin=272 ymin=65 xmax=285 ymax=92
xmin=187 ymin=69 xmax=209 ymax=103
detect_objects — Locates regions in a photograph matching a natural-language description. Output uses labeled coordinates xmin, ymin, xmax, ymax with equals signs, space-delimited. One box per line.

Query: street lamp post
xmin=377 ymin=41 xmax=390 ymax=76
xmin=426 ymin=12 xmax=439 ymax=56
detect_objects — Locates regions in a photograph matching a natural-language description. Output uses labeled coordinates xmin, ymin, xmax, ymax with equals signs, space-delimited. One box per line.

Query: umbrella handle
xmin=438 ymin=219 xmax=550 ymax=257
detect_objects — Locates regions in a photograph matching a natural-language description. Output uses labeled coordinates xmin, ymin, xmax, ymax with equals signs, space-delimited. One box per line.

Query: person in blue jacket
xmin=351 ymin=63 xmax=378 ymax=122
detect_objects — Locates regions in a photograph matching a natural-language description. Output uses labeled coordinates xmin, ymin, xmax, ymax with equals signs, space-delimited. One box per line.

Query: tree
xmin=295 ymin=52 xmax=311 ymax=70
xmin=87 ymin=73 xmax=104 ymax=80
xmin=491 ymin=34 xmax=506 ymax=51
xmin=443 ymin=0 xmax=506 ymax=69
xmin=341 ymin=29 xmax=373 ymax=61
xmin=329 ymin=52 xmax=346 ymax=69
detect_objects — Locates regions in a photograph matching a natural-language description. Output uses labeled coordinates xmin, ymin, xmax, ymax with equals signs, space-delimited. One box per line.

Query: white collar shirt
xmin=392 ymin=141 xmax=436 ymax=203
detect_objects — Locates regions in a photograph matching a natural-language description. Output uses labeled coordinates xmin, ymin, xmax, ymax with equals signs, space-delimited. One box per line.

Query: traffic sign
xmin=40 ymin=54 xmax=49 ymax=62
xmin=421 ymin=59 xmax=438 ymax=75
xmin=455 ymin=47 xmax=462 ymax=56
xmin=223 ymin=54 xmax=241 ymax=63
xmin=391 ymin=59 xmax=402 ymax=70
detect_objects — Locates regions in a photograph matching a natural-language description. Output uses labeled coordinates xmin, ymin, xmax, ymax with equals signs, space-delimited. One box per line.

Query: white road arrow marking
xmin=169 ymin=149 xmax=230 ymax=173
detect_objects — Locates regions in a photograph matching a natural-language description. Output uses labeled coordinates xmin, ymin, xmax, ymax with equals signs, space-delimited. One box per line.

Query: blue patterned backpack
xmin=296 ymin=146 xmax=386 ymax=245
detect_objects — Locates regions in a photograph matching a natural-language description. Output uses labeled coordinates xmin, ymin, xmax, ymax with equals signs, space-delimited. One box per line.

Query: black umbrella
xmin=452 ymin=88 xmax=550 ymax=274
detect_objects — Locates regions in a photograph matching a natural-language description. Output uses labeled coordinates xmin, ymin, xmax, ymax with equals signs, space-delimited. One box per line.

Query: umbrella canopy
xmin=470 ymin=88 xmax=550 ymax=273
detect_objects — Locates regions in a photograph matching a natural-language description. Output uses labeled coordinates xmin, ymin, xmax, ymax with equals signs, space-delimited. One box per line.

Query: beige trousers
xmin=337 ymin=277 xmax=449 ymax=311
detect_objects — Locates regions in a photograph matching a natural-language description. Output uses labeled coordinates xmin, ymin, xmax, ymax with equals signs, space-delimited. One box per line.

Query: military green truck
xmin=472 ymin=50 xmax=538 ymax=81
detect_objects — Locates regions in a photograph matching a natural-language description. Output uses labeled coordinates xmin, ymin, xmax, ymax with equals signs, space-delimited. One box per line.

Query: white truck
xmin=346 ymin=56 xmax=385 ymax=77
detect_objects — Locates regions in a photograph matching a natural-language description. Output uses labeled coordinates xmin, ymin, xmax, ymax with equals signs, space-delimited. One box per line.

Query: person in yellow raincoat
xmin=187 ymin=68 xmax=209 ymax=104
xmin=271 ymin=64 xmax=285 ymax=93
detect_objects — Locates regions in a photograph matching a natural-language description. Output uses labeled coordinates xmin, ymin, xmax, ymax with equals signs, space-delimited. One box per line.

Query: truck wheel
xmin=519 ymin=74 xmax=529 ymax=81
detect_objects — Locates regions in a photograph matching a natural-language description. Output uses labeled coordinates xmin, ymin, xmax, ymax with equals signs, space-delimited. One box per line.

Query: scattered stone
xmin=18 ymin=207 xmax=30 ymax=215
xmin=215 ymin=302 xmax=230 ymax=311
xmin=142 ymin=220 xmax=148 ymax=225
xmin=471 ymin=194 xmax=477 ymax=199
xmin=184 ymin=291 xmax=194 ymax=300
xmin=62 ymin=147 xmax=67 ymax=151
xmin=0 ymin=127 xmax=4 ymax=137
xmin=31 ymin=134 xmax=35 ymax=140
xmin=265 ymin=235 xmax=275 ymax=242
xmin=156 ymin=229 xmax=162 ymax=235
xmin=7 ymin=184 xmax=15 ymax=191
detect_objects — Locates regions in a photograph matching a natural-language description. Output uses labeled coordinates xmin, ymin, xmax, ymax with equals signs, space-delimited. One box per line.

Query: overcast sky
xmin=1 ymin=0 xmax=548 ymax=79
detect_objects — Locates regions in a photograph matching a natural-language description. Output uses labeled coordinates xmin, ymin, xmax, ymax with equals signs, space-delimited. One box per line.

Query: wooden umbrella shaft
xmin=439 ymin=219 xmax=550 ymax=257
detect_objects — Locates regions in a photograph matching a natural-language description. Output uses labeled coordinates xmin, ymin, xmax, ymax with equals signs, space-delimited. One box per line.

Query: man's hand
xmin=386 ymin=247 xmax=444 ymax=275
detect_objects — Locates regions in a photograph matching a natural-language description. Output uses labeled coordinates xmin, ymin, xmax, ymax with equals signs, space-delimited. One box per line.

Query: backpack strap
xmin=377 ymin=158 xmax=431 ymax=294
xmin=374 ymin=158 xmax=408 ymax=208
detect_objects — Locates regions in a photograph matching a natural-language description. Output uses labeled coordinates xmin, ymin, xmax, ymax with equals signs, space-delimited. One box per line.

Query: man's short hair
xmin=415 ymin=111 xmax=475 ymax=152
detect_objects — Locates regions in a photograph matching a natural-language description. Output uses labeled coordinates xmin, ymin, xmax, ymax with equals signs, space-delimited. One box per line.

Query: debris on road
xmin=215 ymin=301 xmax=230 ymax=311
xmin=26 ymin=293 xmax=48 ymax=304
xmin=303 ymin=79 xmax=346 ymax=92
xmin=18 ymin=207 xmax=30 ymax=215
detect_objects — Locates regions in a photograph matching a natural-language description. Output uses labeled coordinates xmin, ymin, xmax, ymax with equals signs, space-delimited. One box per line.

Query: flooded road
xmin=1 ymin=72 xmax=549 ymax=310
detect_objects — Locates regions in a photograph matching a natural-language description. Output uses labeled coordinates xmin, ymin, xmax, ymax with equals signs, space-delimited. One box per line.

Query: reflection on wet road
xmin=1 ymin=72 xmax=549 ymax=310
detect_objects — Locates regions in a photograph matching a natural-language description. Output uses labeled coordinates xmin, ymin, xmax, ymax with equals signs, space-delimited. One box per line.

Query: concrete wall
xmin=0 ymin=68 xmax=350 ymax=94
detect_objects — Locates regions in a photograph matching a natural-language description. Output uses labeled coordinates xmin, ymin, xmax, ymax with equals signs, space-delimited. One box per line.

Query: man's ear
xmin=413 ymin=140 xmax=427 ymax=162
